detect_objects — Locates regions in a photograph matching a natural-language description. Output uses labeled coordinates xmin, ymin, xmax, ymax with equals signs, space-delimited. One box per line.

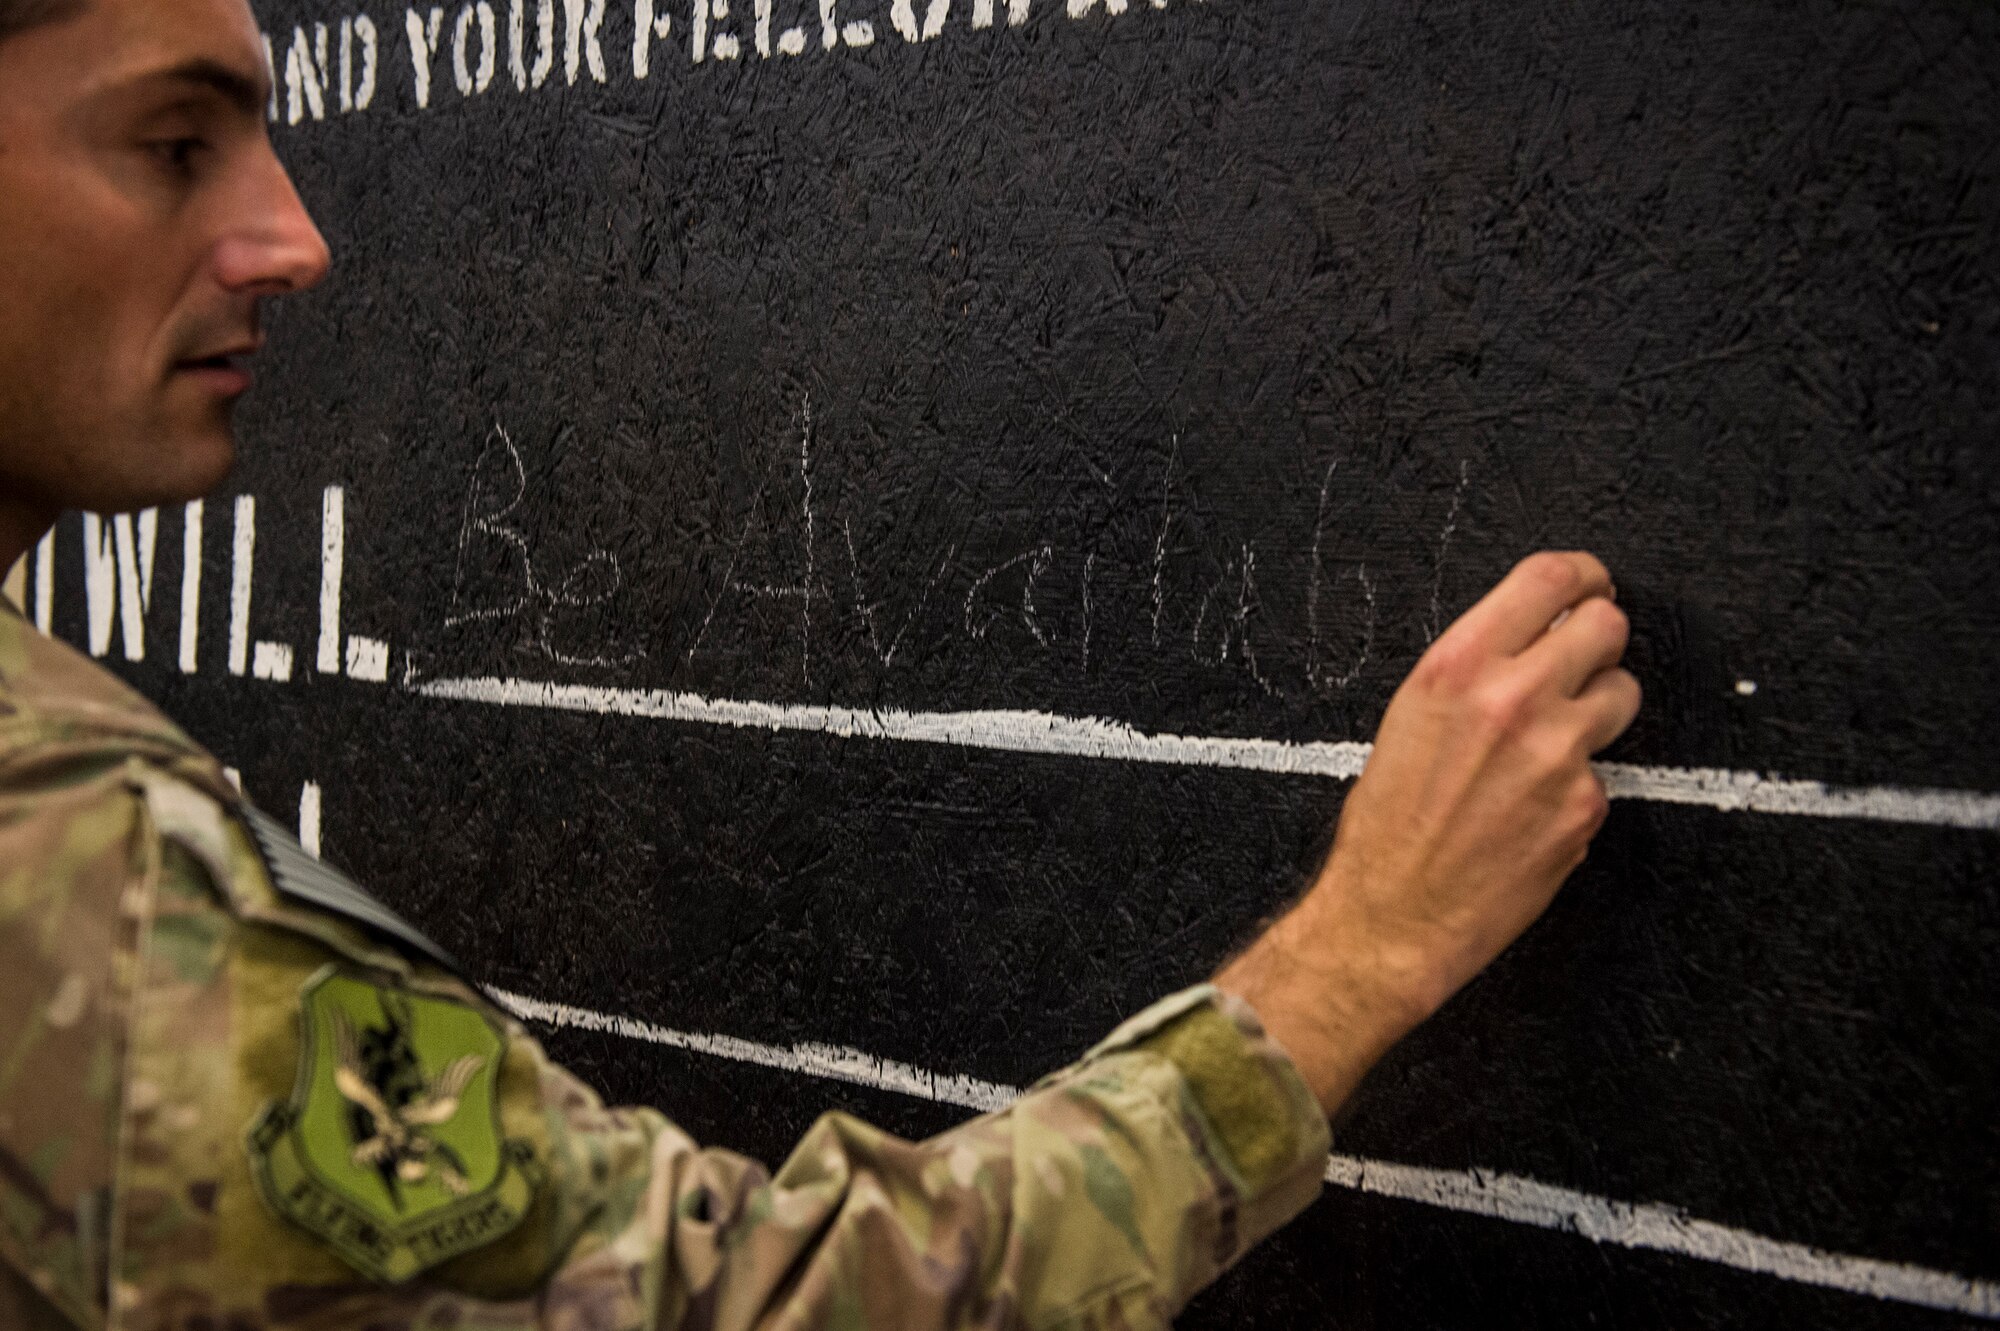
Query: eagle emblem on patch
xmin=247 ymin=966 xmax=537 ymax=1283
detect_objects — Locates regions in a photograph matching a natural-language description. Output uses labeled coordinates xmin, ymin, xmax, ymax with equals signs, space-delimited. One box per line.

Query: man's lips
xmin=172 ymin=348 xmax=257 ymax=395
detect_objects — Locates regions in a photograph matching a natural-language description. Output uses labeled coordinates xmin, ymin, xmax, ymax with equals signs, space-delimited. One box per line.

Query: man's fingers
xmin=1574 ymin=667 xmax=1643 ymax=754
xmin=1446 ymin=552 xmax=1614 ymax=659
xmin=1517 ymin=595 xmax=1628 ymax=697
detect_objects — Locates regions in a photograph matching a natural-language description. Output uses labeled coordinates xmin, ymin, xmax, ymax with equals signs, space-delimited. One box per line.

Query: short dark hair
xmin=0 ymin=0 xmax=85 ymax=41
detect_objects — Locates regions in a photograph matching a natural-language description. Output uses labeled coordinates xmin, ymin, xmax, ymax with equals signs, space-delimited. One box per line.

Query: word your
xmin=265 ymin=0 xmax=1201 ymax=124
xmin=13 ymin=488 xmax=391 ymax=684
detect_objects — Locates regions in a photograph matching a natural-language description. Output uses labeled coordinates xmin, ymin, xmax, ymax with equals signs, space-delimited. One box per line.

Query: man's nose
xmin=212 ymin=144 xmax=332 ymax=297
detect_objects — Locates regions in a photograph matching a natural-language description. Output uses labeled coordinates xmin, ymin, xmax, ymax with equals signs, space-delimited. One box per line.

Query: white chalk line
xmin=490 ymin=986 xmax=1019 ymax=1113
xmin=487 ymin=986 xmax=1998 ymax=1319
xmin=414 ymin=675 xmax=2000 ymax=830
xmin=1323 ymin=1157 xmax=1998 ymax=1319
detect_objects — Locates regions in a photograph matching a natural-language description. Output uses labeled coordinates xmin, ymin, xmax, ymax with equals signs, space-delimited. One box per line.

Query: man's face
xmin=0 ymin=0 xmax=330 ymax=518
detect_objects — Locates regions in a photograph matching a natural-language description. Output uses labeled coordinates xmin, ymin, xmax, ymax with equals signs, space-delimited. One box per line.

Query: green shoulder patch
xmin=247 ymin=966 xmax=537 ymax=1284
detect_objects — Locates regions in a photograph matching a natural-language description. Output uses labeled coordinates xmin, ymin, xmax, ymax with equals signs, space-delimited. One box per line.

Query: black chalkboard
xmin=41 ymin=0 xmax=2000 ymax=1324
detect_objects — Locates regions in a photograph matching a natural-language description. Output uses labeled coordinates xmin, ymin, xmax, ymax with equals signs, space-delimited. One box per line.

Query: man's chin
xmin=122 ymin=413 xmax=239 ymax=509
xmin=171 ymin=423 xmax=238 ymax=501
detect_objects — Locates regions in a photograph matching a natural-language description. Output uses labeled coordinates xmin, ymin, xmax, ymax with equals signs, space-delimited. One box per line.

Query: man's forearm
xmin=1215 ymin=552 xmax=1641 ymax=1119
xmin=1213 ymin=886 xmax=1432 ymax=1116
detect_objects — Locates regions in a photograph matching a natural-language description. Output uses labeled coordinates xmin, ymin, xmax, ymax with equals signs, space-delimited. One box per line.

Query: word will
xmin=15 ymin=488 xmax=391 ymax=684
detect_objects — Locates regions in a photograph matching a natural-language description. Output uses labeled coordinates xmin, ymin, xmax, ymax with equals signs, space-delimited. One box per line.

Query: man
xmin=0 ymin=0 xmax=1641 ymax=1325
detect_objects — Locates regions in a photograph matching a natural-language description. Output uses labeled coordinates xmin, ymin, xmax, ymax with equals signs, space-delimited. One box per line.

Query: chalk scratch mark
xmin=1425 ymin=458 xmax=1471 ymax=645
xmin=1150 ymin=435 xmax=1178 ymax=647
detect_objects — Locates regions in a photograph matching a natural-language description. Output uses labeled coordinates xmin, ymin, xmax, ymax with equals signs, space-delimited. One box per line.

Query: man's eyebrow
xmin=142 ymin=58 xmax=268 ymax=117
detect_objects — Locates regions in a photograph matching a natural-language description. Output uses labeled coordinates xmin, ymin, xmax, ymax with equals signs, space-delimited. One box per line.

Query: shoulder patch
xmin=246 ymin=966 xmax=539 ymax=1283
xmin=240 ymin=804 xmax=463 ymax=977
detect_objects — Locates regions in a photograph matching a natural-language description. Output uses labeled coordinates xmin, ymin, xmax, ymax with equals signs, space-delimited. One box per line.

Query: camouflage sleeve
xmin=3 ymin=753 xmax=1329 ymax=1329
xmin=0 ymin=749 xmax=139 ymax=1327
xmin=517 ymin=982 xmax=1330 ymax=1330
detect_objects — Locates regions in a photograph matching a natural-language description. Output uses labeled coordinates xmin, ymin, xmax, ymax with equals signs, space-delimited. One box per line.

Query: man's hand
xmin=1215 ymin=551 xmax=1642 ymax=1115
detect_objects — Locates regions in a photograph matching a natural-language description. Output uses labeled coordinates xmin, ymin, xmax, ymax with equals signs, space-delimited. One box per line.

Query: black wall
xmin=76 ymin=0 xmax=2000 ymax=1324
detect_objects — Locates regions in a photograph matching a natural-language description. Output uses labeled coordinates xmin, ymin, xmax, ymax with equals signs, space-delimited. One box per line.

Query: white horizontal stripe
xmin=488 ymin=987 xmax=1017 ymax=1113
xmin=487 ymin=986 xmax=1998 ymax=1320
xmin=416 ymin=675 xmax=1999 ymax=830
xmin=1323 ymin=1155 xmax=1999 ymax=1319
xmin=1594 ymin=761 xmax=2000 ymax=828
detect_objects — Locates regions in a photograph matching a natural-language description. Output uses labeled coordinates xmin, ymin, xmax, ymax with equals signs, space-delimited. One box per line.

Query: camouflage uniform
xmin=0 ymin=598 xmax=1330 ymax=1329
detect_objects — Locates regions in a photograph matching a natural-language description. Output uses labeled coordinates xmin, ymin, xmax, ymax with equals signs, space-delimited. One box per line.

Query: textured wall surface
xmin=50 ymin=0 xmax=2000 ymax=1324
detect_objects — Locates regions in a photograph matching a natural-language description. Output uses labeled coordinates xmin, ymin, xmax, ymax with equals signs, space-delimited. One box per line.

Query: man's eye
xmin=148 ymin=137 xmax=209 ymax=172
